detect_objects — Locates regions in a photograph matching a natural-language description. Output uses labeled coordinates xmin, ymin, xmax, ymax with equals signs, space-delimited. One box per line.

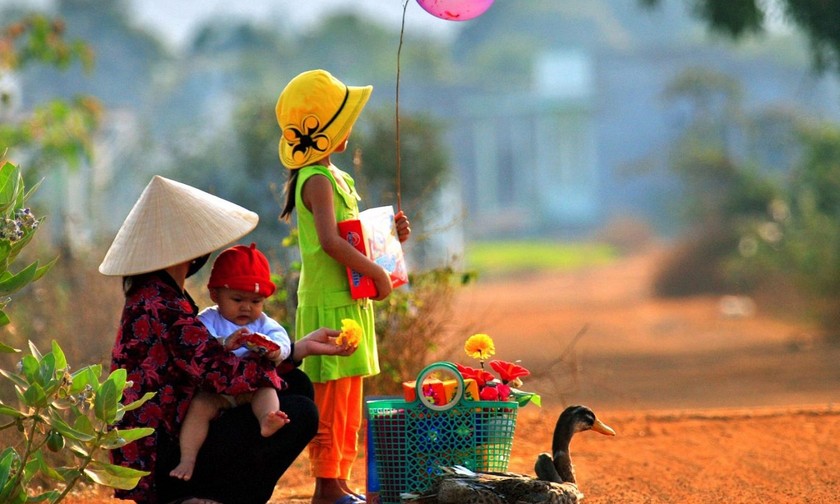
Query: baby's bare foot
xmin=260 ymin=410 xmax=290 ymax=437
xmin=169 ymin=459 xmax=195 ymax=481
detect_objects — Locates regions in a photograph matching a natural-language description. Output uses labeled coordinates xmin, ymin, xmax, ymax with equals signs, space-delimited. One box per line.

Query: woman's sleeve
xmin=162 ymin=299 xmax=283 ymax=394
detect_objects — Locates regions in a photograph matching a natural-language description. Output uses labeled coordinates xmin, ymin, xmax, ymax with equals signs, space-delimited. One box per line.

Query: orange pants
xmin=309 ymin=376 xmax=363 ymax=479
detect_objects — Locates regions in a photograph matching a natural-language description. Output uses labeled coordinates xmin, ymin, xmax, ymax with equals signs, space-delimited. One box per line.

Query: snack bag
xmin=241 ymin=332 xmax=281 ymax=355
xmin=338 ymin=206 xmax=409 ymax=299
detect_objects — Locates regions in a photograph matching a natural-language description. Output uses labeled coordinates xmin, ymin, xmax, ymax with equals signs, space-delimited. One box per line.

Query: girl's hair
xmin=280 ymin=169 xmax=300 ymax=222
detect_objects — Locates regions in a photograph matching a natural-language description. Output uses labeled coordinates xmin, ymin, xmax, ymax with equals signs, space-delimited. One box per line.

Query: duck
xmin=410 ymin=405 xmax=615 ymax=504
xmin=534 ymin=404 xmax=616 ymax=486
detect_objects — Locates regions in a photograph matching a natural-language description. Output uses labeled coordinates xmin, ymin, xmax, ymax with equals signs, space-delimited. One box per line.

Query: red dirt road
xmin=68 ymin=248 xmax=840 ymax=503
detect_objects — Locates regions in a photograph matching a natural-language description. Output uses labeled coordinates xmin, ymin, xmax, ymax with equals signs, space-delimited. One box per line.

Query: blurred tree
xmin=730 ymin=122 xmax=840 ymax=341
xmin=652 ymin=67 xmax=787 ymax=297
xmin=640 ymin=0 xmax=840 ymax=73
xmin=20 ymin=0 xmax=168 ymax=109
xmin=0 ymin=14 xmax=100 ymax=172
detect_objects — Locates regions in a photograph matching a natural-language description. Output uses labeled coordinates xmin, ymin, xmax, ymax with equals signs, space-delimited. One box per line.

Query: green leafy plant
xmin=0 ymin=160 xmax=54 ymax=346
xmin=0 ymin=161 xmax=153 ymax=502
xmin=0 ymin=340 xmax=154 ymax=503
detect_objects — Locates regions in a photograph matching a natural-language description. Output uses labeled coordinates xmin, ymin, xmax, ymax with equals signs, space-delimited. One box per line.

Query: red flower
xmin=479 ymin=385 xmax=499 ymax=401
xmin=496 ymin=383 xmax=511 ymax=401
xmin=455 ymin=363 xmax=495 ymax=387
xmin=489 ymin=360 xmax=530 ymax=383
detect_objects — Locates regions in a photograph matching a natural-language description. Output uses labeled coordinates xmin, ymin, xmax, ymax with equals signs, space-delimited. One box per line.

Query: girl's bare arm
xmin=302 ymin=174 xmax=393 ymax=300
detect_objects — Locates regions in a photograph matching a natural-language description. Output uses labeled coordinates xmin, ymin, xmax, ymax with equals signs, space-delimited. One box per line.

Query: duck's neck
xmin=551 ymin=419 xmax=578 ymax=483
xmin=553 ymin=448 xmax=576 ymax=483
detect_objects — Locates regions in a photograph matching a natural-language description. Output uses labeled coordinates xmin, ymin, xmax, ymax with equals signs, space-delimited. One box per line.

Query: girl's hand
xmin=395 ymin=210 xmax=411 ymax=243
xmin=224 ymin=328 xmax=250 ymax=351
xmin=371 ymin=266 xmax=393 ymax=301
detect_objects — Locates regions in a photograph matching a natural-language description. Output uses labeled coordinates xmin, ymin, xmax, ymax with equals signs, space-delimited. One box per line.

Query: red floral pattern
xmin=109 ymin=272 xmax=293 ymax=503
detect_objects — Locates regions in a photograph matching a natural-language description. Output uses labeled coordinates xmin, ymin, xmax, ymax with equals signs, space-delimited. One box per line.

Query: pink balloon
xmin=415 ymin=0 xmax=495 ymax=21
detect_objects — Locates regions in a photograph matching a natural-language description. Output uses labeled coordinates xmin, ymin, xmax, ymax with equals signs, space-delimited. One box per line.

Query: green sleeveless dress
xmin=294 ymin=165 xmax=379 ymax=383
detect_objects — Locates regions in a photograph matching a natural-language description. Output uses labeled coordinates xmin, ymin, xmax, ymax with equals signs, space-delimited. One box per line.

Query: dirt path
xmin=67 ymin=248 xmax=840 ymax=503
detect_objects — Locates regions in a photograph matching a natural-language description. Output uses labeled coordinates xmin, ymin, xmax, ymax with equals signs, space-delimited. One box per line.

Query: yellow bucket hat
xmin=275 ymin=69 xmax=372 ymax=169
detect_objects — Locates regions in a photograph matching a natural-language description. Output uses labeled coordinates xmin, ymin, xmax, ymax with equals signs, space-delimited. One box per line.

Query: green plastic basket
xmin=366 ymin=362 xmax=518 ymax=503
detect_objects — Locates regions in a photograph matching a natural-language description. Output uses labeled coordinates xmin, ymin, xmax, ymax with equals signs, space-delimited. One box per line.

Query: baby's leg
xmin=170 ymin=393 xmax=230 ymax=480
xmin=251 ymin=387 xmax=289 ymax=437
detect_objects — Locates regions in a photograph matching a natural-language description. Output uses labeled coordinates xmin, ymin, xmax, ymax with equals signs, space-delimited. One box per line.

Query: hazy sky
xmin=5 ymin=0 xmax=461 ymax=48
xmin=130 ymin=0 xmax=460 ymax=49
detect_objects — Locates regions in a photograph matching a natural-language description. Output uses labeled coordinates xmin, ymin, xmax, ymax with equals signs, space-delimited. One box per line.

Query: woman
xmin=99 ymin=175 xmax=354 ymax=504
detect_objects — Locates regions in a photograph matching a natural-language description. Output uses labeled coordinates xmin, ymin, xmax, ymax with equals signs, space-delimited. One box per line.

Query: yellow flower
xmin=464 ymin=333 xmax=495 ymax=361
xmin=336 ymin=319 xmax=362 ymax=348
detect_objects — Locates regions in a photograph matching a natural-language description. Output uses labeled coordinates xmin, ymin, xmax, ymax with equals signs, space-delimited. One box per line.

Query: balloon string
xmin=395 ymin=0 xmax=408 ymax=213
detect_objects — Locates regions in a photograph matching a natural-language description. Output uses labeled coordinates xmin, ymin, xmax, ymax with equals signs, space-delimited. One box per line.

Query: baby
xmin=169 ymin=243 xmax=291 ymax=481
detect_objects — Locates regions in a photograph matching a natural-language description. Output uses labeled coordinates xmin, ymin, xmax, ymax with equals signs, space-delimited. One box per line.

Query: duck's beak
xmin=592 ymin=418 xmax=616 ymax=436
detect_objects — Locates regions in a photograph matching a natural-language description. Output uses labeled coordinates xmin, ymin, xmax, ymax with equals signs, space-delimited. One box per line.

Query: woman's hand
xmin=395 ymin=210 xmax=411 ymax=243
xmin=292 ymin=327 xmax=357 ymax=361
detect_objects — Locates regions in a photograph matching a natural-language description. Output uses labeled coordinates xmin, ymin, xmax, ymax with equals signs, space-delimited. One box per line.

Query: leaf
xmin=46 ymin=410 xmax=95 ymax=442
xmin=106 ymin=368 xmax=127 ymax=403
xmin=101 ymin=427 xmax=154 ymax=449
xmin=94 ymin=378 xmax=118 ymax=424
xmin=0 ymin=447 xmax=19 ymax=495
xmin=0 ymin=312 xmax=12 ymax=329
xmin=69 ymin=365 xmax=101 ymax=394
xmin=32 ymin=256 xmax=57 ymax=283
xmin=84 ymin=461 xmax=148 ymax=490
xmin=20 ymin=355 xmax=38 ymax=383
xmin=0 ymin=162 xmax=20 ymax=213
xmin=0 ymin=339 xmax=18 ymax=352
xmin=26 ymin=489 xmax=61 ymax=502
xmin=22 ymin=382 xmax=47 ymax=408
xmin=0 ymin=403 xmax=23 ymax=418
xmin=27 ymin=341 xmax=42 ymax=361
xmin=35 ymin=353 xmax=56 ymax=388
xmin=68 ymin=444 xmax=90 ymax=459
xmin=21 ymin=177 xmax=44 ymax=206
xmin=72 ymin=412 xmax=95 ymax=437
xmin=50 ymin=340 xmax=67 ymax=371
xmin=29 ymin=450 xmax=64 ymax=483
xmin=0 ymin=369 xmax=28 ymax=389
xmin=119 ymin=392 xmax=155 ymax=413
xmin=0 ymin=242 xmax=10 ymax=270
xmin=0 ymin=262 xmax=39 ymax=297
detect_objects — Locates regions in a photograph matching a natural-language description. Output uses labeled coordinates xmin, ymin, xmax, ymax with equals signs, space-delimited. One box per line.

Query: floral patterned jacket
xmin=110 ymin=271 xmax=294 ymax=503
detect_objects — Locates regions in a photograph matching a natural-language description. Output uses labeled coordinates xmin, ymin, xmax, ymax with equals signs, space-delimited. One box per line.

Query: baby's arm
xmin=303 ymin=174 xmax=393 ymax=300
xmin=258 ymin=316 xmax=292 ymax=365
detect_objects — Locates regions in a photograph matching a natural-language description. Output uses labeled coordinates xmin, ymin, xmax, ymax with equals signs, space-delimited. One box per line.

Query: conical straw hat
xmin=99 ymin=175 xmax=259 ymax=276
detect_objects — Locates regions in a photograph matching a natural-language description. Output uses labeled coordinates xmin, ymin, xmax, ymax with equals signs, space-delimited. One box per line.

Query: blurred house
xmin=452 ymin=51 xmax=598 ymax=238
xmin=406 ymin=1 xmax=840 ymax=240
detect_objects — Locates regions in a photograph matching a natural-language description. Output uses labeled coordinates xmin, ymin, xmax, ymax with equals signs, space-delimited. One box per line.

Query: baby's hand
xmin=266 ymin=349 xmax=282 ymax=364
xmin=224 ymin=328 xmax=250 ymax=351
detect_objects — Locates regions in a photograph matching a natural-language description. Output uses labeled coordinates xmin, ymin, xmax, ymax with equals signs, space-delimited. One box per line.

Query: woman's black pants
xmin=156 ymin=368 xmax=318 ymax=504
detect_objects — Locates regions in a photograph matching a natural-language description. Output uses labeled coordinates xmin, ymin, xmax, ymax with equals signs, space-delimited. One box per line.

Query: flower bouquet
xmin=456 ymin=333 xmax=541 ymax=408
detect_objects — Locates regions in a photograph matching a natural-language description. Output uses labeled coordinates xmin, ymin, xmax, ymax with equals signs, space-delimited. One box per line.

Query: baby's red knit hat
xmin=207 ymin=243 xmax=276 ymax=297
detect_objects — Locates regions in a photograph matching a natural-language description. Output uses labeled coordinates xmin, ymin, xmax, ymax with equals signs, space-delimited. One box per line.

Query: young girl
xmin=276 ymin=69 xmax=411 ymax=504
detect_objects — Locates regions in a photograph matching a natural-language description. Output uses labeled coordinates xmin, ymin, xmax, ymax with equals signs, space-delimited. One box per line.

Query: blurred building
xmin=453 ymin=51 xmax=598 ymax=238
